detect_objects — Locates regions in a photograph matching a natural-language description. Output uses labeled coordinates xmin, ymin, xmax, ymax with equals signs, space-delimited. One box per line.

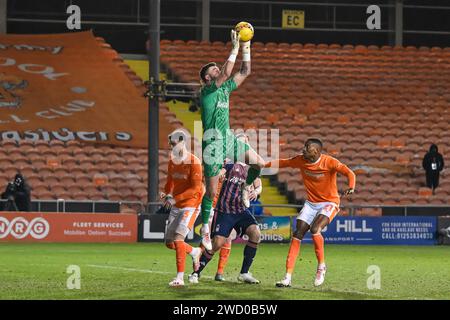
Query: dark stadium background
xmin=6 ymin=0 xmax=450 ymax=53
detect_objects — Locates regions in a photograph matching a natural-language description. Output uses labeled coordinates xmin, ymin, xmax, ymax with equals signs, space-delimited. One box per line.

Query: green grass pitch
xmin=0 ymin=243 xmax=449 ymax=300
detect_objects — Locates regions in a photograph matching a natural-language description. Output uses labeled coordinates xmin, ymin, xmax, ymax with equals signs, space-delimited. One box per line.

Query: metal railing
xmin=1 ymin=199 xmax=448 ymax=217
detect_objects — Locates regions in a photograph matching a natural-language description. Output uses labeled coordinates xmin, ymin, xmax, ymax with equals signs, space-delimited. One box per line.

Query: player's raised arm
xmin=233 ymin=40 xmax=251 ymax=87
xmin=214 ymin=30 xmax=240 ymax=88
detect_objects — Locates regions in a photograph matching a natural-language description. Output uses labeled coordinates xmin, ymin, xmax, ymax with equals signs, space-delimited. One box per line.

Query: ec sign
xmin=282 ymin=10 xmax=305 ymax=29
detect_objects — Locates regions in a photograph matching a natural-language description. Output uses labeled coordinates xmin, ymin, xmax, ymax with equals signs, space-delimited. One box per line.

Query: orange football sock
xmin=217 ymin=242 xmax=232 ymax=274
xmin=312 ymin=233 xmax=325 ymax=265
xmin=174 ymin=240 xmax=186 ymax=273
xmin=286 ymin=237 xmax=301 ymax=274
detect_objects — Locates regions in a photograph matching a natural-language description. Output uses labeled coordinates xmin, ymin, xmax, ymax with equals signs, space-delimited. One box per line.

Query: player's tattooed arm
xmin=233 ymin=40 xmax=251 ymax=87
xmin=239 ymin=60 xmax=251 ymax=76
xmin=233 ymin=59 xmax=251 ymax=87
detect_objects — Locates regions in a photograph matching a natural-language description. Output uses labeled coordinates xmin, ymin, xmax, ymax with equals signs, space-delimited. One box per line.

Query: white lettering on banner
xmin=142 ymin=219 xmax=194 ymax=240
xmin=73 ymin=222 xmax=92 ymax=228
xmin=336 ymin=220 xmax=373 ymax=233
xmin=0 ymin=58 xmax=69 ymax=80
xmin=88 ymin=230 xmax=107 ymax=236
xmin=9 ymin=115 xmax=28 ymax=123
xmin=35 ymin=100 xmax=95 ymax=119
xmin=17 ymin=63 xmax=68 ymax=80
xmin=0 ymin=57 xmax=15 ymax=66
xmin=0 ymin=129 xmax=131 ymax=144
xmin=72 ymin=221 xmax=125 ymax=229
xmin=77 ymin=131 xmax=96 ymax=141
xmin=143 ymin=219 xmax=164 ymax=240
xmin=115 ymin=132 xmax=132 ymax=141
xmin=108 ymin=231 xmax=131 ymax=237
xmin=14 ymin=44 xmax=46 ymax=52
xmin=259 ymin=233 xmax=284 ymax=242
xmin=64 ymin=230 xmax=86 ymax=236
xmin=0 ymin=216 xmax=50 ymax=239
xmin=0 ymin=44 xmax=63 ymax=55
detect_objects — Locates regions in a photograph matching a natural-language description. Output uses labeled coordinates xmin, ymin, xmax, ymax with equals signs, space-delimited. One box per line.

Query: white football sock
xmin=189 ymin=247 xmax=201 ymax=258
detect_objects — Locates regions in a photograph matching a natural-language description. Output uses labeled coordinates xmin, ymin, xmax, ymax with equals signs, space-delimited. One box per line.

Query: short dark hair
xmin=199 ymin=62 xmax=217 ymax=83
xmin=305 ymin=137 xmax=323 ymax=149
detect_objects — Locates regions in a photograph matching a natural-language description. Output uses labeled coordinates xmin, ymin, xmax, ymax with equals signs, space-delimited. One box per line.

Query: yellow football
xmin=235 ymin=21 xmax=254 ymax=42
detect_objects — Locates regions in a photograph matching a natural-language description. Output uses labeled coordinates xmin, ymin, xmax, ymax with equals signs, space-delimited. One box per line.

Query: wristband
xmin=242 ymin=41 xmax=251 ymax=61
xmin=228 ymin=53 xmax=237 ymax=63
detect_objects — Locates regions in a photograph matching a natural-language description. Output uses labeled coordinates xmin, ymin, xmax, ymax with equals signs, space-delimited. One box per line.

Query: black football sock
xmin=196 ymin=249 xmax=214 ymax=275
xmin=240 ymin=240 xmax=258 ymax=274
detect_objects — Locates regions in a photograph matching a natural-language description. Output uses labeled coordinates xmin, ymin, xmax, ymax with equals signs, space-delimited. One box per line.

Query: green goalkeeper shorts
xmin=202 ymin=135 xmax=250 ymax=177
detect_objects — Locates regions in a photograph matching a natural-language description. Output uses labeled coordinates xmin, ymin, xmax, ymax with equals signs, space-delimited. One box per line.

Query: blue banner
xmin=234 ymin=216 xmax=291 ymax=243
xmin=294 ymin=216 xmax=437 ymax=245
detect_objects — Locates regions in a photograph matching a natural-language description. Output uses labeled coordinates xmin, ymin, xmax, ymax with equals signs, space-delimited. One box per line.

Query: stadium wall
xmin=139 ymin=214 xmax=440 ymax=246
xmin=0 ymin=212 xmax=137 ymax=243
xmin=0 ymin=212 xmax=444 ymax=245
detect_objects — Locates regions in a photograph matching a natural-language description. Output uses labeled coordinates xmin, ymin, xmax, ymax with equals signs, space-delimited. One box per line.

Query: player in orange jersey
xmin=162 ymin=129 xmax=205 ymax=287
xmin=265 ymin=138 xmax=356 ymax=288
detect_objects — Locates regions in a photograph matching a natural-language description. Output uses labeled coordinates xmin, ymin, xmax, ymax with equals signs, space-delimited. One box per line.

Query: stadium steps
xmin=165 ymin=100 xmax=199 ymax=138
xmin=123 ymin=59 xmax=168 ymax=82
xmin=166 ymin=100 xmax=297 ymax=216
xmin=259 ymin=178 xmax=298 ymax=216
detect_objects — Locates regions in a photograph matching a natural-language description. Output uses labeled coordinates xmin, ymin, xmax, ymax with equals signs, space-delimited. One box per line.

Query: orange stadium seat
xmin=6 ymin=39 xmax=448 ymax=209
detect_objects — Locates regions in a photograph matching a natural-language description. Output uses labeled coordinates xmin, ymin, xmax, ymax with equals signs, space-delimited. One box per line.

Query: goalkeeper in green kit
xmin=198 ymin=29 xmax=265 ymax=250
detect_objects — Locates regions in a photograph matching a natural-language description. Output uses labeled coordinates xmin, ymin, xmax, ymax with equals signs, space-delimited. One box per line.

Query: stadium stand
xmin=0 ymin=31 xmax=176 ymax=148
xmin=2 ymin=34 xmax=448 ymax=210
xmin=0 ymin=32 xmax=190 ymax=204
xmin=160 ymin=40 xmax=450 ymax=208
xmin=0 ymin=138 xmax=169 ymax=203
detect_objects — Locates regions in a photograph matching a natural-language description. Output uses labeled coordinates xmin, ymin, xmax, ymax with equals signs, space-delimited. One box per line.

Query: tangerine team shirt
xmin=266 ymin=154 xmax=356 ymax=205
xmin=164 ymin=152 xmax=205 ymax=208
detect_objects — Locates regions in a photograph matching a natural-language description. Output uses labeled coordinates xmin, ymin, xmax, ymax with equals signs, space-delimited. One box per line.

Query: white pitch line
xmin=86 ymin=264 xmax=434 ymax=299
xmin=87 ymin=264 xmax=213 ymax=279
